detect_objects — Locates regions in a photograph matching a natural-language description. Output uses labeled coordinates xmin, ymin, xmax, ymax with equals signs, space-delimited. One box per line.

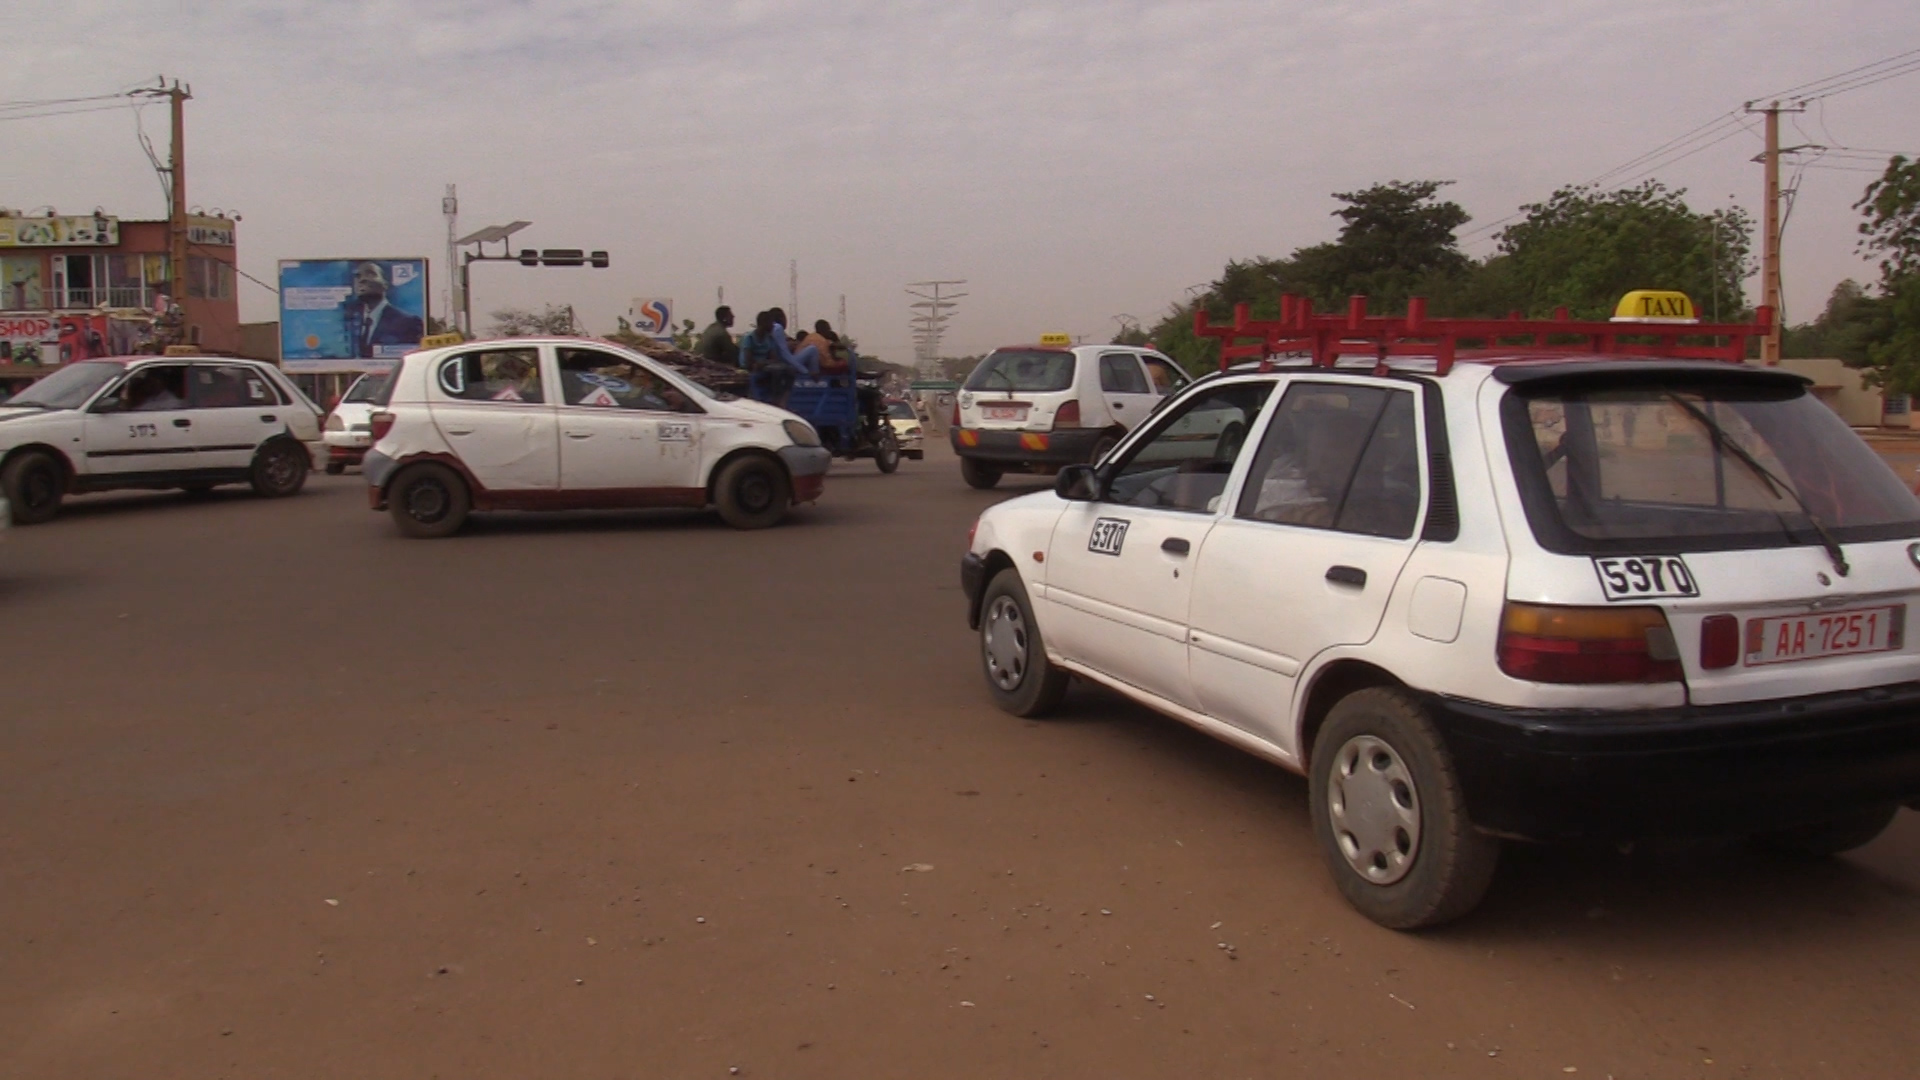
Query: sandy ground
xmin=4 ymin=443 xmax=1920 ymax=1078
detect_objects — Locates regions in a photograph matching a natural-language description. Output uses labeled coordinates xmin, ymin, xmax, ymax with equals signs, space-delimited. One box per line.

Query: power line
xmin=1755 ymin=46 xmax=1920 ymax=102
xmin=0 ymin=101 xmax=138 ymax=123
xmin=0 ymin=91 xmax=128 ymax=111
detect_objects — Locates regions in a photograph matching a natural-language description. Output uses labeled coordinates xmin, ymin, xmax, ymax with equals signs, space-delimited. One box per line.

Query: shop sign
xmin=0 ymin=214 xmax=119 ymax=248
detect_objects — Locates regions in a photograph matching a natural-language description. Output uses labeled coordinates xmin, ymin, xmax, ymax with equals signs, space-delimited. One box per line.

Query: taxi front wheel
xmin=1309 ymin=687 xmax=1500 ymax=930
xmin=979 ymin=569 xmax=1069 ymax=717
xmin=389 ymin=463 xmax=470 ymax=539
xmin=715 ymin=455 xmax=789 ymax=529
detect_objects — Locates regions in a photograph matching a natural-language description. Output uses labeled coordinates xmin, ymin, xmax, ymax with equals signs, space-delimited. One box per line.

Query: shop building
xmin=0 ymin=209 xmax=240 ymax=390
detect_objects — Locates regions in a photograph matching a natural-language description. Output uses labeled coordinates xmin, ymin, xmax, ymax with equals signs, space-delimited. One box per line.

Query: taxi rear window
xmin=1502 ymin=378 xmax=1920 ymax=556
xmin=965 ymin=350 xmax=1075 ymax=393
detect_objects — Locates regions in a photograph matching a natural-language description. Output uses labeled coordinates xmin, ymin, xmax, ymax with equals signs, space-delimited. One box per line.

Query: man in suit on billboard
xmin=343 ymin=262 xmax=423 ymax=358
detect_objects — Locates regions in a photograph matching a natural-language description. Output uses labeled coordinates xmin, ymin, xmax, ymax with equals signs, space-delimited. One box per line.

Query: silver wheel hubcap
xmin=1328 ymin=734 xmax=1422 ymax=885
xmin=982 ymin=595 xmax=1029 ymax=691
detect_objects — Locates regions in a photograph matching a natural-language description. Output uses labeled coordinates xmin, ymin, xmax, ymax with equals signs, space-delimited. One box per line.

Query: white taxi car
xmin=951 ymin=338 xmax=1189 ymax=488
xmin=0 ymin=355 xmax=322 ymax=523
xmin=321 ymin=372 xmax=390 ymax=474
xmin=362 ymin=337 xmax=832 ymax=537
xmin=886 ymin=400 xmax=926 ymax=460
xmin=961 ymin=296 xmax=1920 ymax=929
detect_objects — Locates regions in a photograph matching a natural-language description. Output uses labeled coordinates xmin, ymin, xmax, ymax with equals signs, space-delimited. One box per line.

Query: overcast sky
xmin=5 ymin=1 xmax=1918 ymax=361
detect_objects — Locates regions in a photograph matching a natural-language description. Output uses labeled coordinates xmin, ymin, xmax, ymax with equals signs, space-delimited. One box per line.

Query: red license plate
xmin=982 ymin=405 xmax=1026 ymax=421
xmin=1745 ymin=605 xmax=1905 ymax=666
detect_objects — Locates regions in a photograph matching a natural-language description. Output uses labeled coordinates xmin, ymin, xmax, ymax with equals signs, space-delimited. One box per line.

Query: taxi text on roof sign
xmin=418 ymin=331 xmax=465 ymax=349
xmin=1038 ymin=333 xmax=1072 ymax=347
xmin=1612 ymin=290 xmax=1699 ymax=324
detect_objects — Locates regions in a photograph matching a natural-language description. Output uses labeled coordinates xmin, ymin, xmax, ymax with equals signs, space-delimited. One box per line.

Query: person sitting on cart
xmin=740 ymin=310 xmax=797 ymax=407
xmin=765 ymin=307 xmax=822 ymax=378
xmin=800 ymin=320 xmax=851 ymax=377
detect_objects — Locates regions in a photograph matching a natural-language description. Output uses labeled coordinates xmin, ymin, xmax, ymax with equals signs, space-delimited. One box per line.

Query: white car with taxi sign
xmin=0 ymin=354 xmax=321 ymax=523
xmin=950 ymin=335 xmax=1192 ymax=487
xmin=362 ymin=336 xmax=832 ymax=536
xmin=960 ymin=292 xmax=1920 ymax=929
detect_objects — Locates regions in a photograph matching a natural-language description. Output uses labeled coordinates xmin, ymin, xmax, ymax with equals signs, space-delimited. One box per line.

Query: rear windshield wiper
xmin=1665 ymin=392 xmax=1849 ymax=577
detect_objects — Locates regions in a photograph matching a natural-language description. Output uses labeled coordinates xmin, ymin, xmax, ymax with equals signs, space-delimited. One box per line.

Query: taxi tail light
xmin=1699 ymin=614 xmax=1740 ymax=670
xmin=1053 ymin=399 xmax=1082 ymax=429
xmin=1497 ymin=603 xmax=1683 ymax=684
xmin=951 ymin=400 xmax=962 ymax=429
xmin=369 ymin=410 xmax=396 ymax=442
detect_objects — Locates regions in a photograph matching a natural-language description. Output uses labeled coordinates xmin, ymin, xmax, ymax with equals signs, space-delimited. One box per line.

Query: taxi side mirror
xmin=1056 ymin=464 xmax=1101 ymax=502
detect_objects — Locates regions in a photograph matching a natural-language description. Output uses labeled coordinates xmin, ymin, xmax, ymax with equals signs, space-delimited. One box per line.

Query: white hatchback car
xmin=321 ymin=372 xmax=390 ymax=474
xmin=0 ymin=355 xmax=322 ymax=523
xmin=362 ymin=337 xmax=832 ymax=537
xmin=962 ymin=304 xmax=1920 ymax=928
xmin=951 ymin=342 xmax=1190 ymax=488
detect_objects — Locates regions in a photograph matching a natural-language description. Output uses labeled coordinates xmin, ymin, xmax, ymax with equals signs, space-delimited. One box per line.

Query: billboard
xmin=630 ymin=297 xmax=673 ymax=340
xmin=1 ymin=313 xmax=149 ymax=366
xmin=0 ymin=213 xmax=118 ymax=248
xmin=279 ymin=258 xmax=428 ymax=372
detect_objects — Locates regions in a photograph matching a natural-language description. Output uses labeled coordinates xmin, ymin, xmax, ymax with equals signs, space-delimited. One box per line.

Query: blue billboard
xmin=279 ymin=258 xmax=428 ymax=371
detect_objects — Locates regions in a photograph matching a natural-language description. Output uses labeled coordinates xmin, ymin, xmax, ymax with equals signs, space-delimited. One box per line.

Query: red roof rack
xmin=1193 ymin=295 xmax=1773 ymax=375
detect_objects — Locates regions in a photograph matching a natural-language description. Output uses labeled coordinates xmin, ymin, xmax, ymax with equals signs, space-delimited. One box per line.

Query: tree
xmin=1782 ymin=280 xmax=1891 ymax=365
xmin=1854 ymin=156 xmax=1920 ymax=391
xmin=672 ymin=319 xmax=697 ymax=351
xmin=1486 ymin=181 xmax=1752 ymax=320
xmin=489 ymin=304 xmax=576 ymax=337
xmin=1146 ymin=181 xmax=1471 ymax=372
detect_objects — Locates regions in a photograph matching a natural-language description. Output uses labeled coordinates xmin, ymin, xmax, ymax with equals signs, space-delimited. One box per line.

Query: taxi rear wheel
xmin=389 ymin=463 xmax=470 ymax=539
xmin=251 ymin=440 xmax=309 ymax=498
xmin=1309 ymin=687 xmax=1500 ymax=930
xmin=979 ymin=568 xmax=1069 ymax=717
xmin=715 ymin=455 xmax=789 ymax=529
xmin=961 ymin=457 xmax=1001 ymax=489
xmin=1 ymin=451 xmax=64 ymax=525
xmin=1089 ymin=432 xmax=1120 ymax=465
xmin=1755 ymin=802 xmax=1899 ymax=858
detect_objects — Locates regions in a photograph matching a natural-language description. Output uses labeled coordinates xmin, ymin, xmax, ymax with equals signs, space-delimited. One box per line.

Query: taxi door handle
xmin=1327 ymin=565 xmax=1367 ymax=587
xmin=565 ymin=431 xmax=593 ymax=439
xmin=260 ymin=414 xmax=278 ymax=423
xmin=1162 ymin=537 xmax=1190 ymax=556
xmin=172 ymin=417 xmax=192 ymax=428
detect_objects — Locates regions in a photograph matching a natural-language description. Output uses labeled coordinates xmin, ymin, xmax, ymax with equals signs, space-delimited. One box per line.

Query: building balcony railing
xmin=19 ymin=286 xmax=162 ymax=311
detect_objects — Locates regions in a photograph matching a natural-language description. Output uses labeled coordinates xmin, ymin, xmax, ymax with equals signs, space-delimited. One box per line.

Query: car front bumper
xmin=1427 ymin=682 xmax=1920 ymax=841
xmin=781 ymin=445 xmax=832 ymax=503
xmin=951 ymin=426 xmax=1105 ymax=467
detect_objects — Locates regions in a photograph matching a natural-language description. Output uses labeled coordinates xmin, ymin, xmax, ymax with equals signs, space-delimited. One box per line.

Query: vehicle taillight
xmin=951 ymin=400 xmax=962 ymax=429
xmin=1699 ymin=614 xmax=1740 ymax=669
xmin=1497 ymin=602 xmax=1683 ymax=684
xmin=1053 ymin=399 xmax=1081 ymax=429
xmin=967 ymin=517 xmax=980 ymax=550
xmin=369 ymin=410 xmax=396 ymax=441
xmin=324 ymin=412 xmax=345 ymax=432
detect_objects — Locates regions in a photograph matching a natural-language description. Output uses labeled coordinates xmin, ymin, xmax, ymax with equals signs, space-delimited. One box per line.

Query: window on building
xmin=187 ymin=257 xmax=233 ymax=300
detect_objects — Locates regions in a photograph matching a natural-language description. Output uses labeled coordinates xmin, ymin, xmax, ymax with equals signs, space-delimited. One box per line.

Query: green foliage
xmin=1782 ymin=281 xmax=1892 ymax=366
xmin=1111 ymin=322 xmax=1151 ymax=346
xmin=672 ymin=318 xmax=697 ymax=351
xmin=489 ymin=304 xmax=576 ymax=337
xmin=1487 ymin=181 xmax=1752 ymax=320
xmin=1850 ymin=157 xmax=1920 ymax=393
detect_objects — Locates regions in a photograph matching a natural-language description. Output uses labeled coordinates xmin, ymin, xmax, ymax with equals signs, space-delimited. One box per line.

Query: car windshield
xmin=965 ymin=350 xmax=1075 ymax=393
xmin=888 ymin=402 xmax=916 ymax=419
xmin=6 ymin=362 xmax=124 ymax=409
xmin=1504 ymin=377 xmax=1920 ymax=555
xmin=341 ymin=374 xmax=390 ymax=404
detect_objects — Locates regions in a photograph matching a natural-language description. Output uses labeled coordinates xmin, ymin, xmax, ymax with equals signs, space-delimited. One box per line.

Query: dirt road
xmin=4 ymin=445 xmax=1920 ymax=1078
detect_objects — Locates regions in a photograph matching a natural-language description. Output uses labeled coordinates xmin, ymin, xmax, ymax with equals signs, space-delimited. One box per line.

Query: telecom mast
xmin=907 ymin=280 xmax=967 ymax=370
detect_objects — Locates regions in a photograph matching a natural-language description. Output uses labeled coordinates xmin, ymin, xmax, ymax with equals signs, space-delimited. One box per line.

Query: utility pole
xmin=907 ymin=280 xmax=967 ymax=370
xmin=443 ymin=185 xmax=460 ymax=334
xmin=1745 ymin=99 xmax=1804 ymax=364
xmin=839 ymin=294 xmax=847 ymax=337
xmin=168 ymin=81 xmax=190 ymax=310
xmin=789 ymin=260 xmax=799 ymax=326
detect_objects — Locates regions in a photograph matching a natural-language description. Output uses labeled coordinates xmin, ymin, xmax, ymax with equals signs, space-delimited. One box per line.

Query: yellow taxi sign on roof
xmin=419 ymin=331 xmax=465 ymax=349
xmin=1612 ymin=290 xmax=1698 ymax=324
xmin=162 ymin=345 xmax=199 ymax=356
xmin=1037 ymin=332 xmax=1072 ymax=347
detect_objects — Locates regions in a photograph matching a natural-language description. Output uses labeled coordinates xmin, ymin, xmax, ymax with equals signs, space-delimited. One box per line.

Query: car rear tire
xmin=714 ymin=455 xmax=790 ymax=529
xmin=1 ymin=451 xmax=64 ymax=525
xmin=875 ymin=428 xmax=901 ymax=474
xmin=250 ymin=440 xmax=309 ymax=498
xmin=1754 ymin=802 xmax=1899 ymax=857
xmin=1309 ymin=687 xmax=1501 ymax=930
xmin=1089 ymin=431 xmax=1121 ymax=465
xmin=979 ymin=568 xmax=1070 ymax=718
xmin=388 ymin=463 xmax=471 ymax=539
xmin=960 ymin=457 xmax=1001 ymax=489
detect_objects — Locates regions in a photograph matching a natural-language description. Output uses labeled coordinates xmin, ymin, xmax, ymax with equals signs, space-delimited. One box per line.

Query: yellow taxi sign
xmin=162 ymin=345 xmax=199 ymax=356
xmin=1612 ymin=290 xmax=1698 ymax=324
xmin=419 ymin=331 xmax=465 ymax=349
xmin=1037 ymin=332 xmax=1072 ymax=347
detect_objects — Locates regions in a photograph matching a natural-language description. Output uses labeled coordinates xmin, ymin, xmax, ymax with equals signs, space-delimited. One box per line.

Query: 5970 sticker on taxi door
xmin=1088 ymin=518 xmax=1130 ymax=556
xmin=1592 ymin=555 xmax=1699 ymax=601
